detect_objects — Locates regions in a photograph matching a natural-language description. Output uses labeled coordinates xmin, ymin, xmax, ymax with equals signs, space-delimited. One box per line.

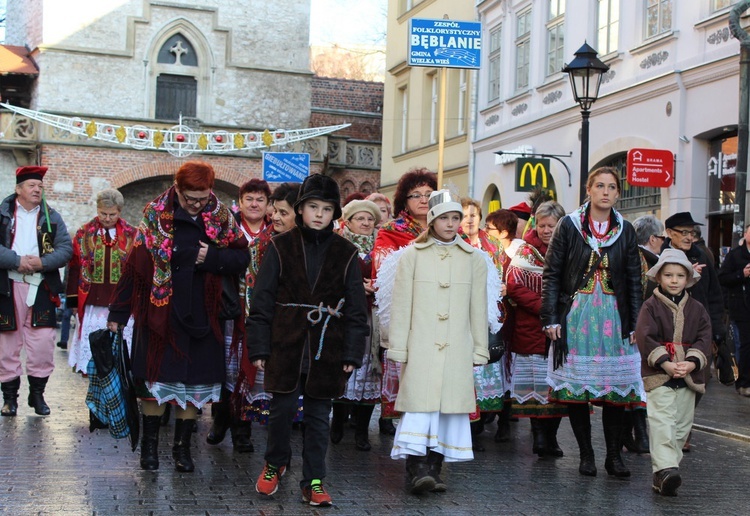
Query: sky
xmin=309 ymin=0 xmax=387 ymax=47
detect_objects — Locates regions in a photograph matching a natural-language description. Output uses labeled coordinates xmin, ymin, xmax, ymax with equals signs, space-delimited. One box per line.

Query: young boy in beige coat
xmin=635 ymin=248 xmax=712 ymax=497
xmin=387 ymin=190 xmax=490 ymax=495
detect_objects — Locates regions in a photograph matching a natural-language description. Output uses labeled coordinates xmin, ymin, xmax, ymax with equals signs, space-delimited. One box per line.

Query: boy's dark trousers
xmin=265 ymin=375 xmax=332 ymax=487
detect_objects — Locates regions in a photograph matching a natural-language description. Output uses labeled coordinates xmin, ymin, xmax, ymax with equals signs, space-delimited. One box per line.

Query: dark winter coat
xmin=0 ymin=194 xmax=72 ymax=330
xmin=109 ymin=204 xmax=250 ymax=384
xmin=246 ymin=225 xmax=369 ymax=399
xmin=718 ymin=243 xmax=750 ymax=321
xmin=661 ymin=239 xmax=725 ymax=340
xmin=541 ymin=213 xmax=642 ymax=338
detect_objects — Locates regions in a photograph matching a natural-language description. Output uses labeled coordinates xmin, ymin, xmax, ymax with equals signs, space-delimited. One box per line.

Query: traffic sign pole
xmin=437 ymin=67 xmax=447 ymax=188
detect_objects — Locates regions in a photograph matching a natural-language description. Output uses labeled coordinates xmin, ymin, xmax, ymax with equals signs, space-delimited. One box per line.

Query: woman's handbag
xmin=219 ymin=274 xmax=242 ymax=321
xmin=487 ymin=328 xmax=505 ymax=364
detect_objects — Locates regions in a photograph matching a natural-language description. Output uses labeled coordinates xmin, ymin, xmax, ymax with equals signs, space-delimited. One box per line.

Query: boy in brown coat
xmin=635 ymin=248 xmax=712 ymax=496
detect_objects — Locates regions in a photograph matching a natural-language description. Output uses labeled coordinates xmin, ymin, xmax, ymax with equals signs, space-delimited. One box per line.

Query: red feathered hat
xmin=16 ymin=166 xmax=48 ymax=184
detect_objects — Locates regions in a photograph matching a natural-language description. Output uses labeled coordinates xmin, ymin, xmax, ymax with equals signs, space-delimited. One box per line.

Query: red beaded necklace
xmin=99 ymin=227 xmax=117 ymax=248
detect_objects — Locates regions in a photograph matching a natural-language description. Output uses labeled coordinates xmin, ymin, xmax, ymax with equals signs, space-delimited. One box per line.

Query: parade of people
xmin=5 ymin=1 xmax=750 ymax=511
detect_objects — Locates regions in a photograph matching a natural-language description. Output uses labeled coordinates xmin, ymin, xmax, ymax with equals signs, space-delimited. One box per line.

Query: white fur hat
xmin=427 ymin=190 xmax=463 ymax=226
xmin=646 ymin=248 xmax=701 ymax=288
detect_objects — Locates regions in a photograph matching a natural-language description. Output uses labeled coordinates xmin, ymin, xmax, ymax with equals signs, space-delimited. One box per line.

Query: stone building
xmin=0 ymin=0 xmax=382 ymax=231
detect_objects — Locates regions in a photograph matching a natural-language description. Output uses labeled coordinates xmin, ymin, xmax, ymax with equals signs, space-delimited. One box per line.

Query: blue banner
xmin=262 ymin=152 xmax=310 ymax=183
xmin=409 ymin=18 xmax=482 ymax=69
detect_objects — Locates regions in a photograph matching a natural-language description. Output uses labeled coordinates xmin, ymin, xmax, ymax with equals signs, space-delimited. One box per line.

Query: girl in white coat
xmin=387 ymin=190 xmax=490 ymax=495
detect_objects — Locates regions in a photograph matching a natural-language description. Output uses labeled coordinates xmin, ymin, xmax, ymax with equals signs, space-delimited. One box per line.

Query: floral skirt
xmin=474 ymin=362 xmax=505 ymax=412
xmin=340 ymin=347 xmax=381 ymax=404
xmin=546 ymin=282 xmax=646 ymax=407
xmin=509 ymin=353 xmax=568 ymax=417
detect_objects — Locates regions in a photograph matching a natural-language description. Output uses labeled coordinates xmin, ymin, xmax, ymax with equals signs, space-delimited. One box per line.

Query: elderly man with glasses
xmin=661 ymin=211 xmax=725 ymax=452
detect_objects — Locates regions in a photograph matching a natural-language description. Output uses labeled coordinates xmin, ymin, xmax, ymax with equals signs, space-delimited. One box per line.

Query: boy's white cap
xmin=646 ymin=248 xmax=701 ymax=288
xmin=427 ymin=189 xmax=462 ymax=226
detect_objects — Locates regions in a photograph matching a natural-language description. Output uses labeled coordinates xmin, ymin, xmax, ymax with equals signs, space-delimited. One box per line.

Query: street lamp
xmin=562 ymin=42 xmax=609 ymax=204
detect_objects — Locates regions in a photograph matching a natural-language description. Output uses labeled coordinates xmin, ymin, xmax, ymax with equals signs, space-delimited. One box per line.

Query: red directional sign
xmin=626 ymin=148 xmax=674 ymax=188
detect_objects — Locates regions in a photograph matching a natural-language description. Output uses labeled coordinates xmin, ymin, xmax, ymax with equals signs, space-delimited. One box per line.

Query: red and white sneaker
xmin=301 ymin=481 xmax=332 ymax=506
xmin=255 ymin=463 xmax=286 ymax=496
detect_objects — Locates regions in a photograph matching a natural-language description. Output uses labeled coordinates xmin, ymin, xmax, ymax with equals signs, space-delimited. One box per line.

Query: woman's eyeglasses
xmin=485 ymin=225 xmax=498 ymax=232
xmin=406 ymin=193 xmax=432 ymax=200
xmin=181 ymin=192 xmax=211 ymax=206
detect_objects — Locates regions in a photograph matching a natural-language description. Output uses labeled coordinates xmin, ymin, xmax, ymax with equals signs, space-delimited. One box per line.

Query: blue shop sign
xmin=262 ymin=152 xmax=310 ymax=183
xmin=408 ymin=18 xmax=482 ymax=69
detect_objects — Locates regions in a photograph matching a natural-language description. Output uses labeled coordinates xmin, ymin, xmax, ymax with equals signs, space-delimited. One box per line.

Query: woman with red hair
xmin=108 ymin=161 xmax=250 ymax=473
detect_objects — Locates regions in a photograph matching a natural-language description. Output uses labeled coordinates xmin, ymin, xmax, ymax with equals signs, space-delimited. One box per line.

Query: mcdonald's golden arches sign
xmin=515 ymin=158 xmax=555 ymax=194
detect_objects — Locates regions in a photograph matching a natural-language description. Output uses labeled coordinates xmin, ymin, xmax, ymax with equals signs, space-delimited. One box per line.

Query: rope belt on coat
xmin=275 ymin=298 xmax=345 ymax=360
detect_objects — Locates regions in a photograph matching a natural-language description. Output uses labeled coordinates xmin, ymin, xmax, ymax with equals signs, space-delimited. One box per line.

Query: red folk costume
xmin=67 ymin=217 xmax=137 ymax=326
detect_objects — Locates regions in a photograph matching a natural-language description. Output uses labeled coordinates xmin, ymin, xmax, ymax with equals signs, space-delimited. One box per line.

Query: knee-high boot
xmin=206 ymin=387 xmax=231 ymax=445
xmin=495 ymin=403 xmax=511 ymax=442
xmin=603 ymin=405 xmax=630 ymax=478
xmin=569 ymin=404 xmax=596 ymax=476
xmin=173 ymin=419 xmax=195 ymax=472
xmin=1 ymin=377 xmax=20 ymax=417
xmin=354 ymin=404 xmax=375 ymax=451
xmin=631 ymin=409 xmax=650 ymax=454
xmin=330 ymin=403 xmax=347 ymax=444
xmin=27 ymin=376 xmax=50 ymax=415
xmin=544 ymin=417 xmax=564 ymax=457
xmin=140 ymin=415 xmax=161 ymax=470
xmin=530 ymin=418 xmax=547 ymax=457
xmin=230 ymin=418 xmax=254 ymax=453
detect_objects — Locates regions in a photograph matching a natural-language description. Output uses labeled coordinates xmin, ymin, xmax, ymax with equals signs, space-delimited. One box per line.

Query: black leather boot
xmin=330 ymin=403 xmax=347 ymax=444
xmin=1 ymin=377 xmax=20 ymax=417
xmin=173 ymin=419 xmax=195 ymax=472
xmin=140 ymin=415 xmax=160 ymax=470
xmin=604 ymin=423 xmax=631 ymax=477
xmin=27 ymin=376 xmax=50 ymax=415
xmin=378 ymin=416 xmax=396 ymax=435
xmin=405 ymin=455 xmax=435 ymax=494
xmin=620 ymin=411 xmax=637 ymax=452
xmin=426 ymin=451 xmax=446 ymax=492
xmin=230 ymin=419 xmax=254 ymax=453
xmin=530 ymin=418 xmax=547 ymax=457
xmin=159 ymin=403 xmax=171 ymax=426
xmin=570 ymin=422 xmax=597 ymax=476
xmin=354 ymin=404 xmax=375 ymax=451
xmin=631 ymin=410 xmax=650 ymax=454
xmin=544 ymin=417 xmax=564 ymax=457
xmin=495 ymin=403 xmax=511 ymax=442
xmin=206 ymin=393 xmax=230 ymax=445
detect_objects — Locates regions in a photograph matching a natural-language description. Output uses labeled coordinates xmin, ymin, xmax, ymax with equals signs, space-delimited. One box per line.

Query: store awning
xmin=0 ymin=45 xmax=38 ymax=75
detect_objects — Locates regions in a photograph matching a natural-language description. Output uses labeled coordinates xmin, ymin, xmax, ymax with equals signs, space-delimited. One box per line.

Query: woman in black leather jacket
xmin=541 ymin=167 xmax=644 ymax=479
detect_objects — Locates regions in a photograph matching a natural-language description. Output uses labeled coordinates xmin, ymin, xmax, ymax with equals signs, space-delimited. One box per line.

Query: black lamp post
xmin=562 ymin=42 xmax=609 ymax=204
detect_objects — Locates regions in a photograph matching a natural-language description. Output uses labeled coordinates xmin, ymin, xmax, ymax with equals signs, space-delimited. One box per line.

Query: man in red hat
xmin=0 ymin=165 xmax=72 ymax=417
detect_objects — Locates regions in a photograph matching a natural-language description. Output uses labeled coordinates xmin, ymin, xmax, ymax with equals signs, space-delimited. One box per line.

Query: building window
xmin=516 ymin=9 xmax=532 ymax=91
xmin=157 ymin=34 xmax=198 ymax=66
xmin=711 ymin=0 xmax=736 ymax=13
xmin=155 ymin=33 xmax=199 ymax=120
xmin=457 ymin=69 xmax=467 ymax=135
xmin=597 ymin=0 xmax=619 ymax=55
xmin=546 ymin=1 xmax=565 ymax=77
xmin=429 ymin=72 xmax=438 ymax=144
xmin=398 ymin=85 xmax=408 ymax=154
xmin=488 ymin=25 xmax=502 ymax=102
xmin=645 ymin=0 xmax=672 ymax=39
xmin=598 ymin=153 xmax=661 ymax=213
xmin=707 ymin=134 xmax=738 ymax=215
xmin=155 ymin=74 xmax=197 ymax=120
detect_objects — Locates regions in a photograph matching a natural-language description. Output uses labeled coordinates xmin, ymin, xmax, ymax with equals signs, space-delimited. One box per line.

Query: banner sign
xmin=515 ymin=158 xmax=552 ymax=192
xmin=626 ymin=148 xmax=674 ymax=188
xmin=262 ymin=152 xmax=309 ymax=183
xmin=408 ymin=19 xmax=482 ymax=69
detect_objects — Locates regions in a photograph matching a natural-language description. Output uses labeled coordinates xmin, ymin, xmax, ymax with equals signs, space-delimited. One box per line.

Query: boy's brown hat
xmin=646 ymin=248 xmax=700 ymax=288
